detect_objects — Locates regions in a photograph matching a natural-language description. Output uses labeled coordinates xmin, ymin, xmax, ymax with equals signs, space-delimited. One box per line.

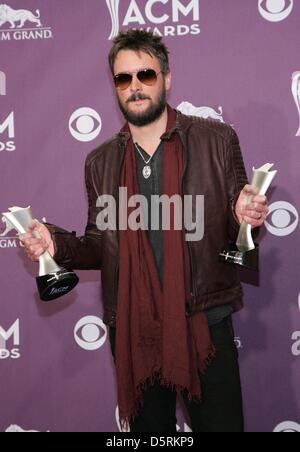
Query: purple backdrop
xmin=0 ymin=0 xmax=299 ymax=433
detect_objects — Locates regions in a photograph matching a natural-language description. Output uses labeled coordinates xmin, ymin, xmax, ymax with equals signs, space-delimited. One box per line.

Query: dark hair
xmin=108 ymin=29 xmax=170 ymax=75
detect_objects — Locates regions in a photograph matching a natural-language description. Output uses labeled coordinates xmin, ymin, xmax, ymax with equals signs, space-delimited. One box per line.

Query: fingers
xmin=19 ymin=234 xmax=47 ymax=248
xmin=25 ymin=246 xmax=45 ymax=262
xmin=19 ymin=237 xmax=41 ymax=247
xmin=243 ymin=211 xmax=268 ymax=221
xmin=244 ymin=203 xmax=269 ymax=216
xmin=242 ymin=186 xmax=268 ymax=205
xmin=19 ymin=220 xmax=41 ymax=241
xmin=240 ymin=188 xmax=269 ymax=227
xmin=19 ymin=220 xmax=51 ymax=262
xmin=19 ymin=232 xmax=33 ymax=242
xmin=21 ymin=239 xmax=48 ymax=260
xmin=240 ymin=187 xmax=269 ymax=219
xmin=242 ymin=184 xmax=259 ymax=197
xmin=28 ymin=219 xmax=44 ymax=239
xmin=28 ymin=219 xmax=41 ymax=232
xmin=242 ymin=207 xmax=269 ymax=227
xmin=252 ymin=195 xmax=267 ymax=205
xmin=18 ymin=219 xmax=54 ymax=262
xmin=243 ymin=216 xmax=264 ymax=228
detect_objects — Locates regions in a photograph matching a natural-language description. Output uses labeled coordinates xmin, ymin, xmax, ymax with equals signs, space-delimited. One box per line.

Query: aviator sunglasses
xmin=114 ymin=68 xmax=162 ymax=90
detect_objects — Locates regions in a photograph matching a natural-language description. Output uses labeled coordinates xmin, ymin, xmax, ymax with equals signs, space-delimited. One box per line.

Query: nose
xmin=130 ymin=73 xmax=143 ymax=92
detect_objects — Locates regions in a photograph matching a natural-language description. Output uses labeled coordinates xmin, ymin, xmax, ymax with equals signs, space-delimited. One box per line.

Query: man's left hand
xmin=235 ymin=184 xmax=269 ymax=228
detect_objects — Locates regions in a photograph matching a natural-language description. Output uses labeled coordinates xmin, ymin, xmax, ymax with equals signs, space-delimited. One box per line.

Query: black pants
xmin=109 ymin=316 xmax=244 ymax=433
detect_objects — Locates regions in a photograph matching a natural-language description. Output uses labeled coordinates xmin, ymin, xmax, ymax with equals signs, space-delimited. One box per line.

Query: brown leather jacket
xmin=48 ymin=111 xmax=249 ymax=327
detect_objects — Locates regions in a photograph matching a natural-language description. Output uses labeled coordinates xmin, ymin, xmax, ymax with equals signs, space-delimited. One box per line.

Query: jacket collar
xmin=117 ymin=107 xmax=193 ymax=145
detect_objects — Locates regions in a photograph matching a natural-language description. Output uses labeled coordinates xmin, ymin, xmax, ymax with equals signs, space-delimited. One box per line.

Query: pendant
xmin=143 ymin=165 xmax=152 ymax=179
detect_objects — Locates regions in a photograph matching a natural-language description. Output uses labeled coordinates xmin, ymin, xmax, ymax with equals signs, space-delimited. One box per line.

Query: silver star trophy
xmin=219 ymin=163 xmax=277 ymax=271
xmin=2 ymin=206 xmax=79 ymax=301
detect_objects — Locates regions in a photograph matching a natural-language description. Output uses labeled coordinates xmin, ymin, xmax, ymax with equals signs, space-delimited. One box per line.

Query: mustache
xmin=126 ymin=93 xmax=151 ymax=103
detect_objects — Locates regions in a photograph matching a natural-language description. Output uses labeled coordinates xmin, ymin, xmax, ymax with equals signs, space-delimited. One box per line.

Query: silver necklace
xmin=134 ymin=143 xmax=154 ymax=179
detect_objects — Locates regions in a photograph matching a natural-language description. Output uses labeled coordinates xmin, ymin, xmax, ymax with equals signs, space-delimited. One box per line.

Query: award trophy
xmin=2 ymin=206 xmax=79 ymax=302
xmin=219 ymin=163 xmax=277 ymax=271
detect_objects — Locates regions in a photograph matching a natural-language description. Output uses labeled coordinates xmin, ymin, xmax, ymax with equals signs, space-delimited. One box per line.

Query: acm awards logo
xmin=258 ymin=0 xmax=294 ymax=22
xmin=106 ymin=0 xmax=200 ymax=40
xmin=0 ymin=319 xmax=20 ymax=359
xmin=0 ymin=69 xmax=5 ymax=95
xmin=0 ymin=111 xmax=15 ymax=152
xmin=177 ymin=101 xmax=225 ymax=123
xmin=0 ymin=71 xmax=16 ymax=152
xmin=0 ymin=4 xmax=53 ymax=41
xmin=0 ymin=215 xmax=19 ymax=249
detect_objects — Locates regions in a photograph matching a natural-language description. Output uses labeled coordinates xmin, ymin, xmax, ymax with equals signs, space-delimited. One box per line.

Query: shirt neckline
xmin=135 ymin=141 xmax=163 ymax=160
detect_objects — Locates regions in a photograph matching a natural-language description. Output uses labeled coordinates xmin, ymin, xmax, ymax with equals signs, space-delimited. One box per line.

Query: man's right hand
xmin=19 ymin=220 xmax=55 ymax=262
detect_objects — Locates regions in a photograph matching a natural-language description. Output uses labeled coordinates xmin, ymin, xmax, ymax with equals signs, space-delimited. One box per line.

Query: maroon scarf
xmin=116 ymin=107 xmax=215 ymax=429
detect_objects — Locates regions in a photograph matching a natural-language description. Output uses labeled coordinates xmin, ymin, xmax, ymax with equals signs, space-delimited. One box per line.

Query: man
xmin=20 ymin=30 xmax=269 ymax=432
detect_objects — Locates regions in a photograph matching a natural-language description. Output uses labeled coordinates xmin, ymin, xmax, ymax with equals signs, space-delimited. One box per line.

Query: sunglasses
xmin=114 ymin=69 xmax=162 ymax=91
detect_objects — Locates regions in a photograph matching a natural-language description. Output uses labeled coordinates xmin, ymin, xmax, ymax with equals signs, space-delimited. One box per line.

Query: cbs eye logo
xmin=265 ymin=201 xmax=298 ymax=237
xmin=69 ymin=107 xmax=102 ymax=142
xmin=258 ymin=0 xmax=294 ymax=22
xmin=74 ymin=316 xmax=107 ymax=350
xmin=273 ymin=421 xmax=300 ymax=432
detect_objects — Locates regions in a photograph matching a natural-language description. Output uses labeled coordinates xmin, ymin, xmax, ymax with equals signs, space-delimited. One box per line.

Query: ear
xmin=165 ymin=70 xmax=172 ymax=92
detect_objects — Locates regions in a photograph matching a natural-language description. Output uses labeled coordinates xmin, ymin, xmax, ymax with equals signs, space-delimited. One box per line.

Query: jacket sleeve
xmin=45 ymin=158 xmax=102 ymax=270
xmin=225 ymin=128 xmax=249 ymax=243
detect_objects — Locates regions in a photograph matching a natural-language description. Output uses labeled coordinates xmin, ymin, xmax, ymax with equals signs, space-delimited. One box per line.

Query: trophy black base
xmin=219 ymin=244 xmax=259 ymax=271
xmin=36 ymin=270 xmax=79 ymax=302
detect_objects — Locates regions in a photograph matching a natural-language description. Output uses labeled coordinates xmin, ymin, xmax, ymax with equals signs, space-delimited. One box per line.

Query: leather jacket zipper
xmin=186 ymin=241 xmax=197 ymax=315
xmin=114 ymin=262 xmax=119 ymax=294
xmin=180 ymin=133 xmax=198 ymax=314
xmin=114 ymin=137 xmax=127 ymax=300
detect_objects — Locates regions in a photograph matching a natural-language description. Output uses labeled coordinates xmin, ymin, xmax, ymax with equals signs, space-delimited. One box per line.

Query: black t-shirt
xmin=134 ymin=141 xmax=232 ymax=326
xmin=135 ymin=141 xmax=164 ymax=285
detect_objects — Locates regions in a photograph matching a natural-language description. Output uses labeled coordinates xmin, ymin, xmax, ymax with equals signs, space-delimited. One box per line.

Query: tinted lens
xmin=114 ymin=69 xmax=159 ymax=90
xmin=114 ymin=73 xmax=133 ymax=90
xmin=137 ymin=69 xmax=158 ymax=86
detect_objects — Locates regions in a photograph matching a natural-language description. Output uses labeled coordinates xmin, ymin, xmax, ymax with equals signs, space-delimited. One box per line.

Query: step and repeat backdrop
xmin=0 ymin=0 xmax=299 ymax=432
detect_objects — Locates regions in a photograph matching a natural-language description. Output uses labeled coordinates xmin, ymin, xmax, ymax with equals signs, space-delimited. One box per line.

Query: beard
xmin=117 ymin=85 xmax=167 ymax=127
